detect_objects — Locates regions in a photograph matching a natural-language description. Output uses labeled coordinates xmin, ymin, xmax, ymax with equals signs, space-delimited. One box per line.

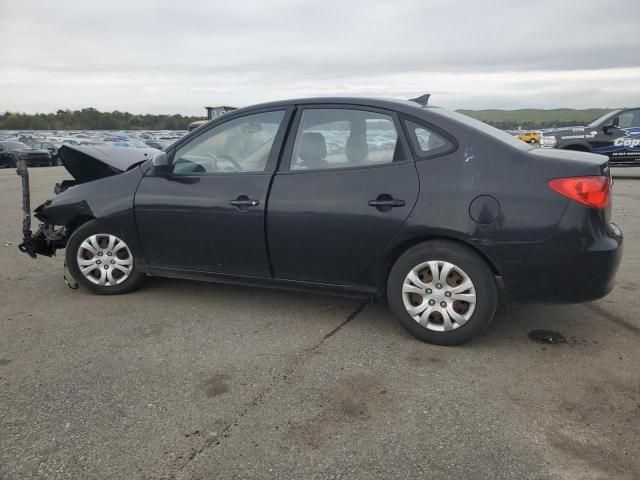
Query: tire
xmin=6 ymin=155 xmax=16 ymax=168
xmin=529 ymin=138 xmax=536 ymax=144
xmin=66 ymin=220 xmax=146 ymax=295
xmin=387 ymin=240 xmax=497 ymax=345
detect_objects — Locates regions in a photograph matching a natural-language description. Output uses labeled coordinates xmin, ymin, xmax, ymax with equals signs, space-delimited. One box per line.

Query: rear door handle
xmin=368 ymin=194 xmax=405 ymax=211
xmin=230 ymin=195 xmax=260 ymax=210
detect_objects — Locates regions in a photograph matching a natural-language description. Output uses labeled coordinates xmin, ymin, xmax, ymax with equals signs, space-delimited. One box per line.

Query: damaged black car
xmin=17 ymin=97 xmax=623 ymax=345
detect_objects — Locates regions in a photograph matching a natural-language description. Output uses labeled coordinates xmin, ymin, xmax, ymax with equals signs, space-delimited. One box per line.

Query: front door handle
xmin=368 ymin=194 xmax=405 ymax=212
xmin=230 ymin=195 xmax=260 ymax=211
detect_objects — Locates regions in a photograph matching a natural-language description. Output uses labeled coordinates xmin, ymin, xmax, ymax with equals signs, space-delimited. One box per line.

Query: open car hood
xmin=58 ymin=144 xmax=158 ymax=183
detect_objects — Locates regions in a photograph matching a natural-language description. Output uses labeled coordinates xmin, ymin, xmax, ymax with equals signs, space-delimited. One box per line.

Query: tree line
xmin=0 ymin=107 xmax=615 ymax=131
xmin=0 ymin=108 xmax=202 ymax=130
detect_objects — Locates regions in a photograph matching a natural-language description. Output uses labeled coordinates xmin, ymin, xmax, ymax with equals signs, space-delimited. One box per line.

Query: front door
xmin=592 ymin=109 xmax=640 ymax=162
xmin=266 ymin=106 xmax=419 ymax=284
xmin=135 ymin=108 xmax=290 ymax=276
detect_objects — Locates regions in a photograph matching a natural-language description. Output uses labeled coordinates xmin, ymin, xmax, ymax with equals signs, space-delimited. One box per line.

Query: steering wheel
xmin=209 ymin=153 xmax=243 ymax=172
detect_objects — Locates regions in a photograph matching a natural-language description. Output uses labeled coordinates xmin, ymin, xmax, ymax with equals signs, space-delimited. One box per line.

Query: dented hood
xmin=58 ymin=144 xmax=158 ymax=183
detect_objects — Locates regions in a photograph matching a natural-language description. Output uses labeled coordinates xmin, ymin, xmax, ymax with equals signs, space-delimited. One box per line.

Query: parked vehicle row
xmin=17 ymin=97 xmax=623 ymax=345
xmin=0 ymin=131 xmax=182 ymax=167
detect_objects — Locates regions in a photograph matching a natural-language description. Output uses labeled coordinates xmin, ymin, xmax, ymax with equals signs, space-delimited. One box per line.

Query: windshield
xmin=588 ymin=110 xmax=620 ymax=127
xmin=432 ymin=108 xmax=532 ymax=151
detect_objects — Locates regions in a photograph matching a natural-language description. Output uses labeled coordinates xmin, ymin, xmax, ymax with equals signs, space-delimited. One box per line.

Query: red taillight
xmin=548 ymin=176 xmax=611 ymax=209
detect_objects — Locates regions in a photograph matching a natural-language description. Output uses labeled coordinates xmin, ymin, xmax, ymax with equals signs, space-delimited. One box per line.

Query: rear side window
xmin=404 ymin=120 xmax=453 ymax=157
xmin=290 ymin=109 xmax=401 ymax=171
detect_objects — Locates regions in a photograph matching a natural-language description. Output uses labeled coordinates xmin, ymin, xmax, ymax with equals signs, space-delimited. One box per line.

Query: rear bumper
xmin=484 ymin=222 xmax=623 ymax=304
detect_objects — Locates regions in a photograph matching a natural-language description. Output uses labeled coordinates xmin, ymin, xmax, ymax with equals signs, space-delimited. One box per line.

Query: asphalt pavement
xmin=1 ymin=166 xmax=638 ymax=480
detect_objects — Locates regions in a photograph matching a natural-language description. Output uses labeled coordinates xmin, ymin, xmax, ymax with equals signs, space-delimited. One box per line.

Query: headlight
xmin=539 ymin=136 xmax=557 ymax=147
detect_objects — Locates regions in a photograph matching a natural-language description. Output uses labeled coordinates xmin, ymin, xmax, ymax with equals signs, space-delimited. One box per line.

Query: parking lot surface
xmin=1 ymin=167 xmax=639 ymax=480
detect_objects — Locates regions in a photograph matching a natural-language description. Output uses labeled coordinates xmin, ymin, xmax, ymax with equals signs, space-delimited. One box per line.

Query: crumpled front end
xmin=16 ymin=158 xmax=66 ymax=257
xmin=16 ymin=144 xmax=153 ymax=258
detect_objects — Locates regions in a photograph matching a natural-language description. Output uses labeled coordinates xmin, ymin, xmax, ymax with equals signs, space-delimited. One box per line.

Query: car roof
xmin=235 ymin=96 xmax=437 ymax=115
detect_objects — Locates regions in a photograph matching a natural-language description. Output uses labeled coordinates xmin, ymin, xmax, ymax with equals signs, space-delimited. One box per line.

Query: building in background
xmin=189 ymin=105 xmax=237 ymax=131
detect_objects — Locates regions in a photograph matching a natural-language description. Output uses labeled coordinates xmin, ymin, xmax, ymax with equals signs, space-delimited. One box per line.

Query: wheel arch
xmin=561 ymin=143 xmax=591 ymax=152
xmin=66 ymin=215 xmax=96 ymax=236
xmin=376 ymin=235 xmax=501 ymax=297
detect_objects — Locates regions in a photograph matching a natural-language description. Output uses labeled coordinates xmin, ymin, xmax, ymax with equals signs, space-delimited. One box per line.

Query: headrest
xmin=298 ymin=132 xmax=327 ymax=161
xmin=345 ymin=135 xmax=369 ymax=163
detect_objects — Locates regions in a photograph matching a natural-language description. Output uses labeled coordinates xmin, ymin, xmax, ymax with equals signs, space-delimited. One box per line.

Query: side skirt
xmin=145 ymin=266 xmax=378 ymax=300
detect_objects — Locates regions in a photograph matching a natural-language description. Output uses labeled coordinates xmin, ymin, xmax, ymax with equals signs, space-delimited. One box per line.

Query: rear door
xmin=266 ymin=105 xmax=419 ymax=284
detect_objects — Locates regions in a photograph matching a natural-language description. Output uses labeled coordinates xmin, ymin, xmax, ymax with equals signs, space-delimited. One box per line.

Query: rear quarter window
xmin=431 ymin=108 xmax=533 ymax=151
xmin=403 ymin=120 xmax=454 ymax=158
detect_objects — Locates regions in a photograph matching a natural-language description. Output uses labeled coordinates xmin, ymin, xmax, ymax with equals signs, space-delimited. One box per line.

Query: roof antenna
xmin=409 ymin=93 xmax=430 ymax=107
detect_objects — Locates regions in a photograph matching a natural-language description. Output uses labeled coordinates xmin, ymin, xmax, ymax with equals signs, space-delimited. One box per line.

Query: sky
xmin=1 ymin=0 xmax=639 ymax=115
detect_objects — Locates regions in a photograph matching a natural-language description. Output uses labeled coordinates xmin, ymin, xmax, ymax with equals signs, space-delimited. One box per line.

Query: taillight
xmin=548 ymin=176 xmax=611 ymax=209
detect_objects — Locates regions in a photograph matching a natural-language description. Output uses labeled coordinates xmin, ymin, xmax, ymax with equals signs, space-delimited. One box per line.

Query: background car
xmin=31 ymin=141 xmax=63 ymax=165
xmin=0 ymin=141 xmax=53 ymax=167
xmin=517 ymin=131 xmax=540 ymax=144
xmin=539 ymin=107 xmax=640 ymax=166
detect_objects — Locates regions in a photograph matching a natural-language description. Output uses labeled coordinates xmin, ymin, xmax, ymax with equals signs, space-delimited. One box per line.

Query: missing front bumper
xmin=16 ymin=159 xmax=66 ymax=258
xmin=18 ymin=224 xmax=66 ymax=258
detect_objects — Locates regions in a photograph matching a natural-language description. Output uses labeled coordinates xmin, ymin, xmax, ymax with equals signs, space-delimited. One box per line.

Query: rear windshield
xmin=431 ymin=109 xmax=532 ymax=151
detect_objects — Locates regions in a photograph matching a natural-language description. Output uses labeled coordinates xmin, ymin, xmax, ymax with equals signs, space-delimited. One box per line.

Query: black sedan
xmin=1 ymin=141 xmax=53 ymax=167
xmin=31 ymin=141 xmax=64 ymax=165
xmin=18 ymin=97 xmax=623 ymax=345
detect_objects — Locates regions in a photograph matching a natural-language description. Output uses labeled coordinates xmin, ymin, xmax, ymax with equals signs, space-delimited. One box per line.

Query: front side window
xmin=404 ymin=120 xmax=453 ymax=157
xmin=617 ymin=111 xmax=640 ymax=129
xmin=172 ymin=110 xmax=285 ymax=175
xmin=290 ymin=109 xmax=400 ymax=171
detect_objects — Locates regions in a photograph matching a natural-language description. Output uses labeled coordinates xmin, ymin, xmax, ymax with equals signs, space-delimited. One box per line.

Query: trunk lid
xmin=529 ymin=148 xmax=609 ymax=175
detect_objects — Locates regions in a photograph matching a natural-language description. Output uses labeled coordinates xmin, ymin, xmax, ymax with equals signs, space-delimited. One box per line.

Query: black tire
xmin=6 ymin=155 xmax=16 ymax=168
xmin=66 ymin=220 xmax=146 ymax=295
xmin=387 ymin=240 xmax=497 ymax=345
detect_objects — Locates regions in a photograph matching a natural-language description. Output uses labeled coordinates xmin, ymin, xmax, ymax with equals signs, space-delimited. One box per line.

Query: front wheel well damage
xmin=66 ymin=215 xmax=96 ymax=236
xmin=377 ymin=235 xmax=501 ymax=297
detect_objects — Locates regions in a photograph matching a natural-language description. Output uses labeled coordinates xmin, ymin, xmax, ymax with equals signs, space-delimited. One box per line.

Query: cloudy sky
xmin=1 ymin=0 xmax=639 ymax=114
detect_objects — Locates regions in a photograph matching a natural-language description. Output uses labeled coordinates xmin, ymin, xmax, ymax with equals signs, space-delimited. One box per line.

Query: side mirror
xmin=603 ymin=116 xmax=619 ymax=134
xmin=151 ymin=151 xmax=169 ymax=175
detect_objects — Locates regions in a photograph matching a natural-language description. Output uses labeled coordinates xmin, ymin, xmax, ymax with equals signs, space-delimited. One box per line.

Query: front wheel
xmin=387 ymin=241 xmax=497 ymax=345
xmin=66 ymin=220 xmax=146 ymax=295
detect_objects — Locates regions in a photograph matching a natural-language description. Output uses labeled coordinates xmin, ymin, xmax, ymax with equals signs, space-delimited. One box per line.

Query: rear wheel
xmin=66 ymin=220 xmax=146 ymax=295
xmin=387 ymin=241 xmax=497 ymax=345
xmin=6 ymin=155 xmax=16 ymax=168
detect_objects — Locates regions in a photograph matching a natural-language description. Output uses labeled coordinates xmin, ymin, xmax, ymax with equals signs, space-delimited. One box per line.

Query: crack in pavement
xmin=584 ymin=303 xmax=640 ymax=335
xmin=174 ymin=300 xmax=369 ymax=480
